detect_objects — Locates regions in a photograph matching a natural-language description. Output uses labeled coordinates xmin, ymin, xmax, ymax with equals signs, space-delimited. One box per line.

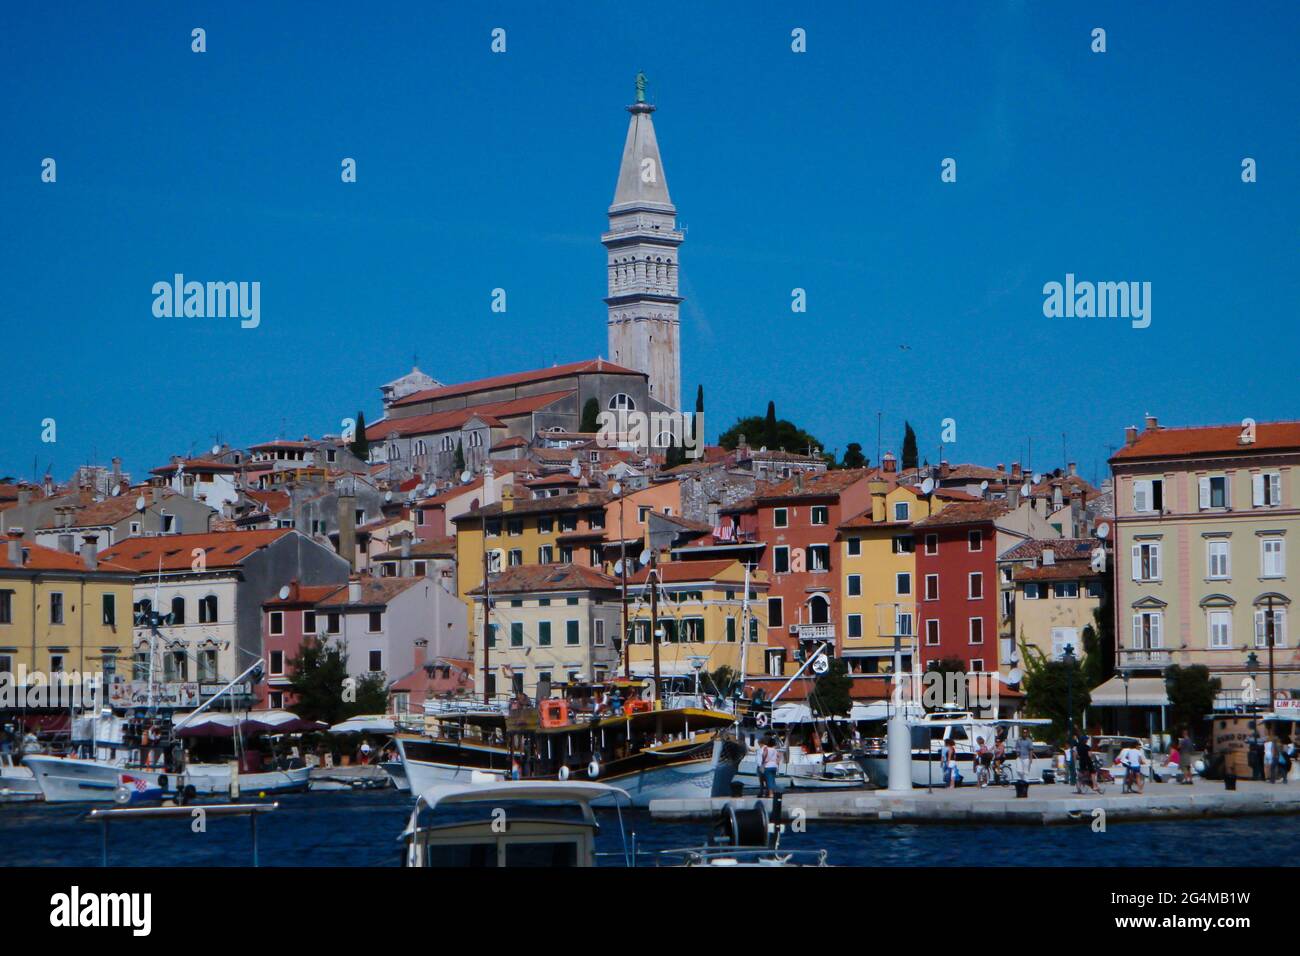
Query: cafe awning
xmin=1088 ymin=676 xmax=1169 ymax=708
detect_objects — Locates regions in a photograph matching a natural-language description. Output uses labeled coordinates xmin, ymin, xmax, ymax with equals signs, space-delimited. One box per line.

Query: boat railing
xmin=655 ymin=846 xmax=828 ymax=867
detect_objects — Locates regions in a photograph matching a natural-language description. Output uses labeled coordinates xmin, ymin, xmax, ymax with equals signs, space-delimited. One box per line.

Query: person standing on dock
xmin=1178 ymin=730 xmax=1195 ymax=784
xmin=1016 ymin=730 xmax=1033 ymax=781
xmin=943 ymin=739 xmax=959 ymax=788
xmin=1249 ymin=730 xmax=1265 ymax=781
xmin=759 ymin=735 xmax=781 ymax=797
xmin=1074 ymin=734 xmax=1100 ymax=795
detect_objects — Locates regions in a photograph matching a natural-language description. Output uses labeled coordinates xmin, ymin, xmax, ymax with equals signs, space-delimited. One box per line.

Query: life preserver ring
xmin=756 ymin=713 xmax=769 ymax=728
xmin=113 ymin=785 xmax=133 ymax=805
xmin=558 ymin=765 xmax=570 ymax=781
xmin=587 ymin=760 xmax=601 ymax=779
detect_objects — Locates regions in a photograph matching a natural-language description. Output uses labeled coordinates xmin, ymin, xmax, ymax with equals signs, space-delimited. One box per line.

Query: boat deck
xmin=649 ymin=779 xmax=1300 ymax=825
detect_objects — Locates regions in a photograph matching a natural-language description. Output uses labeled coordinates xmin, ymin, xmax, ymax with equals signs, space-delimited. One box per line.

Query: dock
xmin=649 ymin=780 xmax=1300 ymax=826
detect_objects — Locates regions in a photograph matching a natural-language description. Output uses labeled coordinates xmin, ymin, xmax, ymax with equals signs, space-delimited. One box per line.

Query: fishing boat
xmin=23 ymin=711 xmax=183 ymax=803
xmin=394 ymin=701 xmax=512 ymax=794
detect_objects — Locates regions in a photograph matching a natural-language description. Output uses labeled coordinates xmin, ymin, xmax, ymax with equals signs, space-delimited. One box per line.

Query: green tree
xmin=901 ymin=421 xmax=919 ymax=470
xmin=841 ymin=442 xmax=866 ymax=469
xmin=454 ymin=438 xmax=465 ymax=473
xmin=763 ymin=401 xmax=779 ymax=448
xmin=718 ymin=412 xmax=823 ymax=456
xmin=1020 ymin=642 xmax=1091 ymax=743
xmin=286 ymin=637 xmax=388 ymax=725
xmin=810 ymin=658 xmax=853 ymax=718
xmin=350 ymin=410 xmax=370 ymax=462
xmin=580 ymin=397 xmax=601 ymax=433
xmin=1164 ymin=664 xmax=1221 ymax=736
xmin=703 ymin=664 xmax=739 ymax=698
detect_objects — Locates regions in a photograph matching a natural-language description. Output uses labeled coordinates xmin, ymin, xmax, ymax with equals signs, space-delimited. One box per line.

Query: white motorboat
xmin=860 ymin=712 xmax=1056 ymax=788
xmin=0 ymin=753 xmax=42 ymax=802
xmin=183 ymin=763 xmax=311 ymax=796
xmin=23 ymin=754 xmax=177 ymax=803
xmin=736 ymin=746 xmax=869 ymax=790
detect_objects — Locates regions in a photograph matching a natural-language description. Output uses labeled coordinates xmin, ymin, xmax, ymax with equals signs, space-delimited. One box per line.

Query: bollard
xmin=1224 ymin=773 xmax=1237 ymax=791
xmin=1014 ymin=779 xmax=1030 ymax=798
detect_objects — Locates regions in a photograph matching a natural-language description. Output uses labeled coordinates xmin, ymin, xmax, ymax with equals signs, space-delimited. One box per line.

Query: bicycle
xmin=991 ymin=761 xmax=1018 ymax=786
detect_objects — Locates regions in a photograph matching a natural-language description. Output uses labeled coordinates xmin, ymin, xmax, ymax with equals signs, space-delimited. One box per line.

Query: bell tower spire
xmin=604 ymin=73 xmax=683 ymax=411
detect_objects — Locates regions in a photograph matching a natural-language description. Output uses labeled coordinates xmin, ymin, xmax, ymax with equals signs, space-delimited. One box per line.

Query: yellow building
xmin=836 ymin=481 xmax=947 ymax=675
xmin=624 ymin=559 xmax=769 ymax=680
xmin=0 ymin=535 xmax=134 ymax=680
xmin=1000 ymin=539 xmax=1106 ymax=663
xmin=453 ymin=488 xmax=612 ymax=655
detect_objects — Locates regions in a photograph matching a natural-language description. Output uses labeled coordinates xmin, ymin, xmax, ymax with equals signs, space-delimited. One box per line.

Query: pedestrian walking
xmin=943 ymin=739 xmax=959 ymax=788
xmin=760 ymin=734 xmax=781 ymax=797
xmin=1075 ymin=734 xmax=1101 ymax=795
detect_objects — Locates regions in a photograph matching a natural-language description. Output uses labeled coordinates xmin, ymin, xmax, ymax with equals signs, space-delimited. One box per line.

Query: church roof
xmin=610 ymin=102 xmax=673 ymax=214
xmin=390 ymin=358 xmax=642 ymax=408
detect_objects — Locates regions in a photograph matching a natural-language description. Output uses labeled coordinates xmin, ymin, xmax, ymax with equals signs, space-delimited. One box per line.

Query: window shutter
xmin=1131 ymin=545 xmax=1141 ymax=581
xmin=1198 ymin=477 xmax=1210 ymax=509
xmin=1269 ymin=473 xmax=1281 ymax=506
xmin=1277 ymin=608 xmax=1288 ymax=648
xmin=1132 ymin=614 xmax=1141 ymax=648
xmin=1255 ymin=610 xmax=1266 ymax=648
xmin=1150 ymin=613 xmax=1162 ymax=648
xmin=1150 ymin=543 xmax=1160 ymax=580
xmin=1253 ymin=474 xmax=1265 ymax=507
xmin=1133 ymin=480 xmax=1148 ymax=513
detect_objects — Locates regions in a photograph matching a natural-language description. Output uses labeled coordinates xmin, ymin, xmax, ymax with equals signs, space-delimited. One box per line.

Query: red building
xmin=722 ymin=469 xmax=875 ymax=675
xmin=913 ymin=501 xmax=1009 ymax=675
xmin=259 ymin=580 xmax=345 ymax=709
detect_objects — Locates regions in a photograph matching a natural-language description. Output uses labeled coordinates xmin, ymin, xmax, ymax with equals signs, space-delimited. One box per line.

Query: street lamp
xmin=1121 ymin=670 xmax=1130 ymax=736
xmin=1064 ymin=643 xmax=1076 ymax=787
xmin=1246 ymin=651 xmax=1260 ymax=713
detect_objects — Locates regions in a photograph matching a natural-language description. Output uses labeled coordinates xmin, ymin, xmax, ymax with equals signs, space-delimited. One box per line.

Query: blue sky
xmin=2 ymin=1 xmax=1297 ymax=487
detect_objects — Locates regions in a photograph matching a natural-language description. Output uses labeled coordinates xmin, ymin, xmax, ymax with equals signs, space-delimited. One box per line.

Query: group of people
xmin=1248 ymin=732 xmax=1294 ymax=783
xmin=945 ymin=728 xmax=1035 ymax=789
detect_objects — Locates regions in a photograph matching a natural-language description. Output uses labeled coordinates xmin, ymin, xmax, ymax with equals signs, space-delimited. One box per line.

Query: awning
xmin=1088 ymin=676 xmax=1168 ymax=708
xmin=328 ymin=715 xmax=396 ymax=735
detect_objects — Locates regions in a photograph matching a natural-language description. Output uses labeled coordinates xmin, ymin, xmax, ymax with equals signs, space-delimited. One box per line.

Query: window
xmin=969 ymin=618 xmax=984 ymax=645
xmin=1132 ymin=542 xmax=1161 ymax=582
xmin=507 ymin=518 xmax=523 ymax=536
xmin=559 ymin=545 xmax=574 ymax=563
xmin=538 ymin=517 xmax=554 ymax=534
xmin=1087 ymin=580 xmax=1104 ymax=598
xmin=594 ymin=619 xmax=606 ymax=646
xmin=270 ymin=650 xmax=285 ymax=675
xmin=327 ymin=612 xmax=341 ymax=634
xmin=101 ymin=594 xmax=116 ymax=627
xmin=566 ymin=597 xmax=578 ymax=606
xmin=1255 ymin=607 xmax=1288 ymax=648
xmin=896 ymin=610 xmax=914 ymax=636
xmin=1199 ymin=475 xmax=1229 ymax=510
xmin=847 ymin=614 xmax=863 ymax=639
xmin=538 ymin=545 xmax=554 ymax=564
xmin=1208 ymin=611 xmax=1232 ymax=649
xmin=199 ymin=595 xmax=218 ymax=623
xmin=968 ymin=572 xmax=983 ymax=599
xmin=368 ymin=650 xmax=383 ymax=672
xmin=368 ymin=611 xmax=383 ymax=632
xmin=773 ymin=546 xmax=790 ymax=574
xmin=485 ymin=519 xmax=501 ymax=537
xmin=1253 ymin=472 xmax=1283 ymax=508
xmin=1133 ymin=478 xmax=1164 ymax=513
xmin=485 ymin=623 xmax=497 ymax=648
xmin=269 ymin=611 xmax=284 ymax=636
xmin=1207 ymin=540 xmax=1230 ymax=580
xmin=773 ymin=508 xmax=788 ymax=529
xmin=536 ymin=620 xmax=553 ymax=647
xmin=893 ymin=535 xmax=914 ymax=554
xmin=559 ymin=515 xmax=577 ymax=533
xmin=725 ymin=617 xmax=737 ymax=643
xmin=810 ymin=506 xmax=829 ymax=526
xmin=50 ymin=654 xmax=65 ymax=673
xmin=608 ymin=393 xmax=636 ymax=411
xmin=566 ymin=620 xmax=580 ymax=646
xmin=1054 ymin=581 xmax=1078 ymax=599
xmin=1023 ymin=582 xmax=1039 ymax=600
xmin=847 ymin=574 xmax=862 ymax=597
xmin=925 ymin=534 xmax=938 ymax=555
xmin=1261 ymin=538 xmax=1285 ymax=578
xmin=1050 ymin=626 xmax=1077 ymax=659
xmin=510 ymin=622 xmax=523 ymax=647
xmin=968 ymin=530 xmax=982 ymax=552
xmin=809 ymin=545 xmax=830 ymax=572
xmin=50 ymin=592 xmax=64 ymax=625
xmin=924 ymin=574 xmax=939 ymax=601
xmin=0 ymin=591 xmax=11 ymax=624
xmin=767 ymin=597 xmax=783 ymax=628
xmin=1132 ymin=611 xmax=1163 ymax=649
xmin=889 ymin=500 xmax=909 ymax=522
xmin=925 ymin=619 xmax=940 ymax=646
xmin=896 ymin=572 xmax=911 ymax=596
xmin=846 ymin=537 xmax=861 ymax=557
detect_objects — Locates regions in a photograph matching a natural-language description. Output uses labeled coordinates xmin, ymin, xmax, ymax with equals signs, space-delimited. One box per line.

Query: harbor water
xmin=2 ymin=788 xmax=1299 ymax=867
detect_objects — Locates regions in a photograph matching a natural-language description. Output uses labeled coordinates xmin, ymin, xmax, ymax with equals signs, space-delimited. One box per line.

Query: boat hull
xmin=0 ymin=765 xmax=43 ymax=802
xmin=860 ymin=752 xmax=1056 ymax=788
xmin=23 ymin=756 xmax=175 ymax=803
xmin=589 ymin=739 xmax=740 ymax=807
xmin=183 ymin=764 xmax=311 ymax=796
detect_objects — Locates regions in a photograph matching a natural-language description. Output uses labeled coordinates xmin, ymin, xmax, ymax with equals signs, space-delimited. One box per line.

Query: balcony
xmin=1119 ymin=649 xmax=1172 ymax=670
xmin=792 ymin=623 xmax=835 ymax=642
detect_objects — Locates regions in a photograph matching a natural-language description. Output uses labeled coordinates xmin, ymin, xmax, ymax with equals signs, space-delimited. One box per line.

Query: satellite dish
xmin=638 ymin=548 xmax=652 ymax=567
xmin=1031 ymin=473 xmax=1042 ymax=484
xmin=1095 ymin=521 xmax=1110 ymax=540
xmin=811 ymin=655 xmax=830 ymax=675
xmin=1020 ymin=483 xmax=1031 ymax=497
xmin=384 ymin=491 xmax=393 ymax=502
xmin=111 ymin=486 xmax=121 ymax=497
xmin=211 ymin=444 xmax=221 ymax=456
xmin=920 ymin=477 xmax=935 ymax=495
xmin=980 ymin=480 xmax=989 ymax=491
xmin=135 ymin=495 xmax=146 ymax=512
xmin=569 ymin=458 xmax=582 ymax=478
xmin=611 ymin=481 xmax=622 ymax=497
xmin=460 ymin=470 xmax=472 ymax=484
xmin=1007 ymin=667 xmax=1024 ymax=685
xmin=278 ymin=585 xmax=291 ymax=600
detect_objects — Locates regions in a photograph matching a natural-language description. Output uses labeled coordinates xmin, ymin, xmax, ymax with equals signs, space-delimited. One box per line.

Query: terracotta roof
xmin=1014 ymin=561 xmax=1101 ymax=583
xmin=417 ymin=478 xmax=485 ymax=507
xmin=626 ymin=559 xmax=743 ymax=585
xmin=100 ymin=529 xmax=294 ymax=571
xmin=1000 ymin=538 xmax=1095 ymax=562
xmin=466 ymin=563 xmax=619 ymax=595
xmin=367 ymin=390 xmax=572 ymax=441
xmin=149 ymin=458 xmax=240 ymax=475
xmin=740 ymin=448 xmax=824 ymax=462
xmin=391 ymin=358 xmax=642 ymax=407
xmin=0 ymin=539 xmax=130 ymax=573
xmin=37 ymin=489 xmax=194 ymax=529
xmin=453 ymin=491 xmax=611 ymax=522
xmin=263 ymin=583 xmax=345 ymax=607
xmin=317 ymin=576 xmax=422 ymax=607
xmin=912 ymin=500 xmax=1010 ymax=528
xmin=241 ymin=489 xmax=292 ymax=513
xmin=491 ymin=436 xmax=528 ymax=451
xmin=757 ymin=469 xmax=874 ymax=503
xmin=526 ymin=473 xmax=582 ymax=487
xmin=250 ymin=439 xmax=314 ymax=450
xmin=1111 ymin=420 xmax=1300 ymax=463
xmin=372 ymin=536 xmax=456 ymax=560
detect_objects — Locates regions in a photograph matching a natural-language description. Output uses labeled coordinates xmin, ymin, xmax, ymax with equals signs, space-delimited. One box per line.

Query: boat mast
xmin=482 ymin=512 xmax=492 ymax=705
xmin=738 ymin=561 xmax=751 ymax=703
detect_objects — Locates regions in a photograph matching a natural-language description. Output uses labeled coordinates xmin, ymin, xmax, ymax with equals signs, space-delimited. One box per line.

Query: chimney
xmin=939 ymin=460 xmax=950 ymax=479
xmin=348 ymin=575 xmax=362 ymax=604
xmin=151 ymin=486 xmax=164 ymax=504
xmin=6 ymin=534 xmax=20 ymax=565
xmin=1008 ymin=482 xmax=1020 ymax=509
xmin=996 ymin=463 xmax=1005 ymax=476
xmin=1144 ymin=414 xmax=1158 ymax=431
xmin=1043 ymin=548 xmax=1055 ymax=566
xmin=1052 ymin=484 xmax=1063 ymax=510
xmin=81 ymin=534 xmax=99 ymax=571
xmin=1125 ymin=425 xmax=1138 ymax=446
xmin=337 ymin=485 xmax=357 ymax=571
xmin=794 ymin=472 xmax=804 ymax=491
xmin=1011 ymin=462 xmax=1022 ymax=480
xmin=401 ymin=534 xmax=412 ymax=559
xmin=882 ymin=452 xmax=897 ymax=474
xmin=1068 ymin=461 xmax=1077 ymax=477
xmin=17 ymin=488 xmax=30 ymax=506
